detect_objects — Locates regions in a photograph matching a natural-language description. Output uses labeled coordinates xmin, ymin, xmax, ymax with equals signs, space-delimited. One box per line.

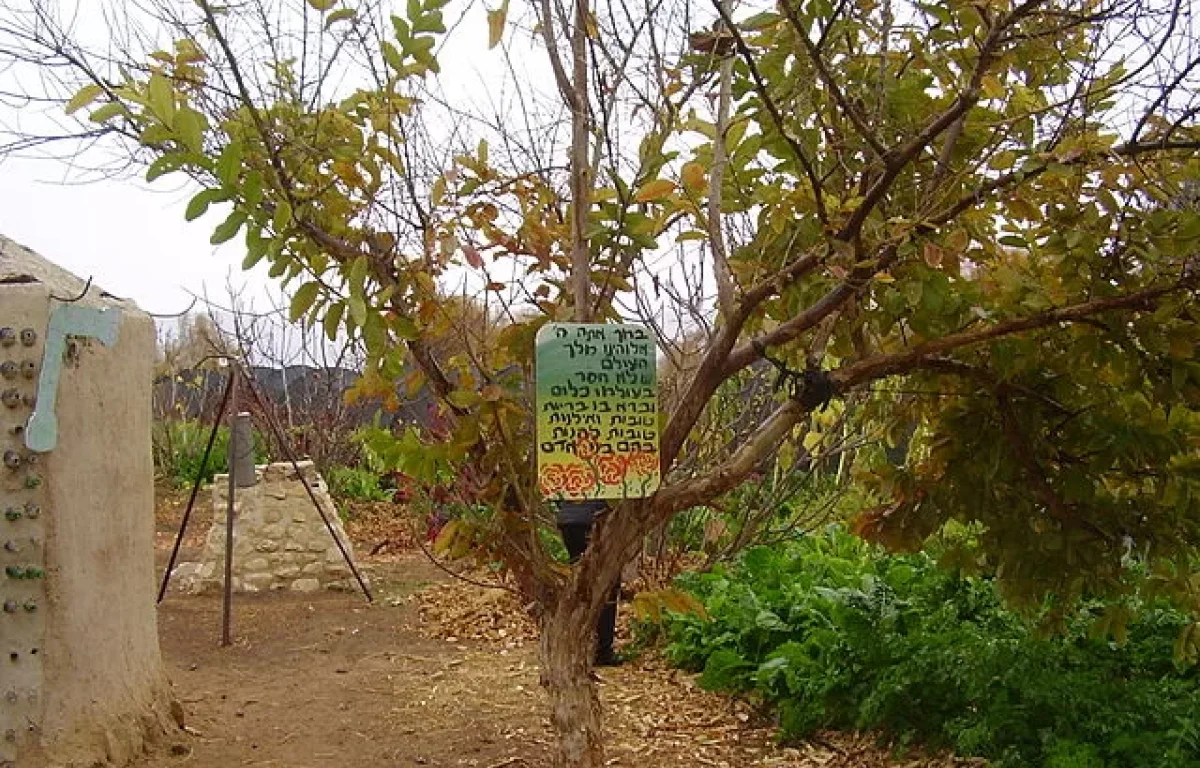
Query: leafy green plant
xmin=325 ymin=465 xmax=392 ymax=502
xmin=153 ymin=419 xmax=268 ymax=488
xmin=661 ymin=529 xmax=1200 ymax=767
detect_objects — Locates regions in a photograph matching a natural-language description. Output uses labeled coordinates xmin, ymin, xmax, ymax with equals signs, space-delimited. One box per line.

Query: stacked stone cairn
xmin=172 ymin=461 xmax=364 ymax=594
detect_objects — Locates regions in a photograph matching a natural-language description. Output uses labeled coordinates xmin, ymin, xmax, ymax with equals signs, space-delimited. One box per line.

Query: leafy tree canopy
xmin=3 ymin=0 xmax=1200 ymax=762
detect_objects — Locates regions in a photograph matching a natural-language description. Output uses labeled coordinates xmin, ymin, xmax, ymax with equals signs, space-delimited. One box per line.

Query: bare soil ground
xmin=138 ymin=488 xmax=977 ymax=768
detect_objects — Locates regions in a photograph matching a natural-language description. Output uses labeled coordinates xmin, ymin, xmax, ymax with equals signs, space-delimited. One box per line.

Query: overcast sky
xmin=0 ymin=0 xmax=515 ymax=315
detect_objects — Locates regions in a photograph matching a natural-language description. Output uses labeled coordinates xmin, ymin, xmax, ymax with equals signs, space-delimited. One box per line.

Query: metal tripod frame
xmin=157 ymin=358 xmax=373 ymax=646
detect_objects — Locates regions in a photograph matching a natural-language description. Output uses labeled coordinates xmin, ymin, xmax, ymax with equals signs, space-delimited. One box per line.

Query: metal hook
xmin=49 ymin=276 xmax=94 ymax=304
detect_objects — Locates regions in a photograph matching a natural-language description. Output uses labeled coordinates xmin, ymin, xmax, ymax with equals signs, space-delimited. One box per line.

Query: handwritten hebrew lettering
xmin=535 ymin=323 xmax=661 ymax=500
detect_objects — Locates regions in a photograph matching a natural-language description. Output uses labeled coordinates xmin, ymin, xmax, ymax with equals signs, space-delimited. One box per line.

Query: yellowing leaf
xmin=480 ymin=384 xmax=504 ymax=401
xmin=989 ymin=150 xmax=1018 ymax=170
xmin=981 ymin=74 xmax=1005 ymax=100
xmin=1169 ymin=334 xmax=1194 ymax=361
xmin=432 ymin=519 xmax=460 ymax=555
xmin=634 ymin=178 xmax=676 ymax=203
xmin=945 ymin=228 xmax=970 ymax=252
xmin=923 ymin=241 xmax=945 ymax=268
xmin=1007 ymin=197 xmax=1041 ymax=221
xmin=487 ymin=0 xmax=509 ymax=49
xmin=681 ymin=161 xmax=706 ymax=194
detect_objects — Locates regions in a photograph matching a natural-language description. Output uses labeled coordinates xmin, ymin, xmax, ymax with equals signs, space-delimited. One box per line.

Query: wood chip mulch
xmin=410 ymin=577 xmax=986 ymax=767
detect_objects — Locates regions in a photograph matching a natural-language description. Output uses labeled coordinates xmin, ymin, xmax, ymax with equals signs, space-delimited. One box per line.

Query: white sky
xmin=0 ymin=156 xmax=262 ymax=311
xmin=0 ymin=0 xmax=516 ymax=314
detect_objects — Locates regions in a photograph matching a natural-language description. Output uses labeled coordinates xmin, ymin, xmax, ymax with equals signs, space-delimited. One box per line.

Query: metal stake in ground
xmin=157 ymin=371 xmax=234 ymax=604
xmin=220 ymin=371 xmax=239 ymax=647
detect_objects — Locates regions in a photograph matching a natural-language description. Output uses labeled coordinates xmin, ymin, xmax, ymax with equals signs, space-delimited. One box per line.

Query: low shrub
xmin=326 ymin=466 xmax=392 ymax=502
xmin=661 ymin=529 xmax=1200 ymax=767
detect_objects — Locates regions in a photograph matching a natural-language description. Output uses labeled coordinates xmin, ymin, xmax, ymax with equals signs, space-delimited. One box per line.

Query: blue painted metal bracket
xmin=24 ymin=305 xmax=121 ymax=453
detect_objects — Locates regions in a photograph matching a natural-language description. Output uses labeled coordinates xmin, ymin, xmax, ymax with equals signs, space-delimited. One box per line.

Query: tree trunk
xmin=540 ymin=598 xmax=604 ymax=768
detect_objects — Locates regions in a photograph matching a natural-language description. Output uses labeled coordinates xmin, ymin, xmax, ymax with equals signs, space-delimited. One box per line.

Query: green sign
xmin=535 ymin=323 xmax=660 ymax=500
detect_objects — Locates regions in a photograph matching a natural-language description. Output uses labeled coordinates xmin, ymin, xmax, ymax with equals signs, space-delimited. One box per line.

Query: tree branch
xmin=836 ymin=0 xmax=1046 ymax=241
xmin=711 ymin=0 xmax=829 ymax=225
xmin=724 ymin=242 xmax=900 ymax=376
xmin=778 ymin=0 xmax=887 ymax=160
xmin=708 ymin=3 xmax=736 ymax=318
xmin=833 ymin=282 xmax=1181 ymax=390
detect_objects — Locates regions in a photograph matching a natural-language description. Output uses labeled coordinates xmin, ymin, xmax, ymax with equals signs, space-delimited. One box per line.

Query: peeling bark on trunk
xmin=540 ymin=598 xmax=605 ymax=768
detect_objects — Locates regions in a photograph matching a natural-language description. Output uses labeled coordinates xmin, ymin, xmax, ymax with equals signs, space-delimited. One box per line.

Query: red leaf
xmin=464 ymin=243 xmax=483 ymax=269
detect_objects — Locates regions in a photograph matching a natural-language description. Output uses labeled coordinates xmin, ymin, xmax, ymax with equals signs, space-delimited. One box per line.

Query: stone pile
xmin=172 ymin=461 xmax=364 ymax=594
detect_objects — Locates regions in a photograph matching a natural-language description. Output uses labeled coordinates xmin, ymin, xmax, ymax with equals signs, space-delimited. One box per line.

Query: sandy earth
xmin=134 ymin=493 xmax=975 ymax=768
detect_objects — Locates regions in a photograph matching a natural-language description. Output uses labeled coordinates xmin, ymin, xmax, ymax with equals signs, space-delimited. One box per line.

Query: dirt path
xmin=140 ymin=495 xmax=971 ymax=768
xmin=145 ymin=556 xmax=555 ymax=768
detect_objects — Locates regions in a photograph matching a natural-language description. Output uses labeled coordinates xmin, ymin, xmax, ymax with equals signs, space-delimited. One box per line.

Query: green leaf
xmin=348 ymin=294 xmax=368 ymax=327
xmin=185 ymin=188 xmax=225 ymax=221
xmin=89 ymin=102 xmax=126 ymax=124
xmin=487 ymin=0 xmax=509 ymax=49
xmin=324 ymin=301 xmax=346 ymax=341
xmin=381 ymin=41 xmax=405 ymax=71
xmin=273 ymin=200 xmax=293 ymax=231
xmin=325 ymin=7 xmax=356 ymax=27
xmin=289 ymin=282 xmax=321 ymax=322
xmin=306 ymin=0 xmax=337 ymax=11
xmin=66 ymin=84 xmax=104 ymax=115
xmin=741 ymin=11 xmax=780 ymax=30
xmin=412 ymin=10 xmax=445 ymax=34
xmin=147 ymin=72 xmax=176 ymax=127
xmin=210 ymin=209 xmax=247 ymax=245
xmin=395 ymin=315 xmax=419 ymax=340
xmin=242 ymin=170 xmax=264 ymax=208
xmin=242 ymin=227 xmax=268 ymax=269
xmin=174 ymin=107 xmax=206 ymax=153
xmin=392 ymin=15 xmax=411 ymax=42
xmin=145 ymin=153 xmax=188 ymax=182
xmin=447 ymin=389 xmax=481 ymax=408
xmin=363 ymin=310 xmax=386 ymax=351
xmin=348 ymin=256 xmax=368 ymax=292
xmin=139 ymin=124 xmax=174 ymax=145
xmin=216 ymin=142 xmax=244 ymax=187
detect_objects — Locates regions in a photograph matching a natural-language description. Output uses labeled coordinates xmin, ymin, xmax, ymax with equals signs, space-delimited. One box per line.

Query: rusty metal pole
xmin=220 ymin=369 xmax=239 ymax=647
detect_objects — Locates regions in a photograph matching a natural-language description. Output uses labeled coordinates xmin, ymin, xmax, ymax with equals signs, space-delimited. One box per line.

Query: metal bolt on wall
xmin=0 ymin=310 xmax=46 ymax=767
